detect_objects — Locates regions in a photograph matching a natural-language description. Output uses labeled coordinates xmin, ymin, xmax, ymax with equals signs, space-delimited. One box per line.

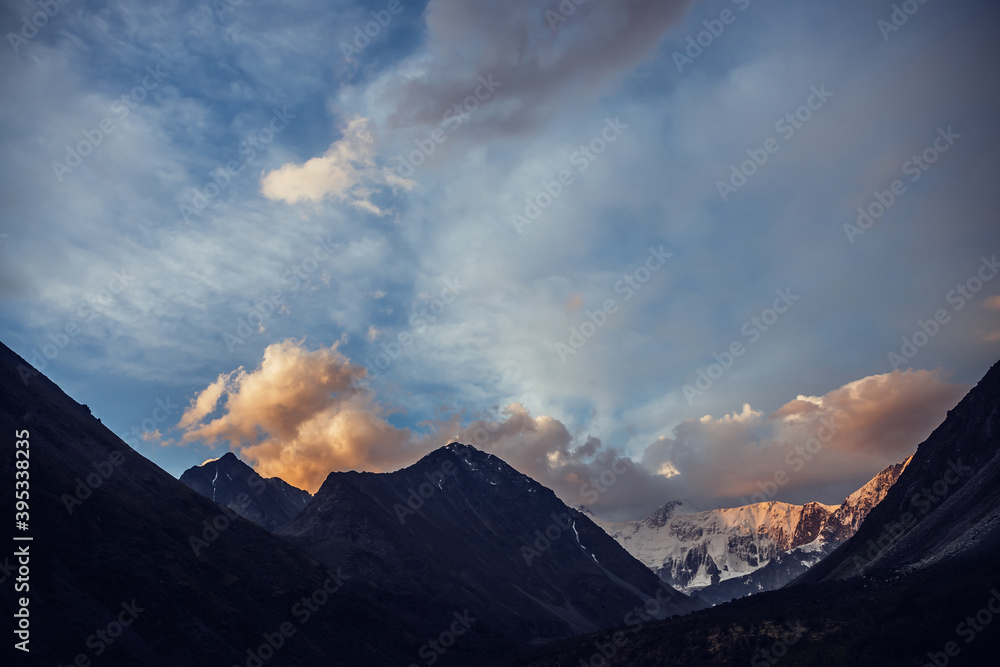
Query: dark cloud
xmin=379 ymin=0 xmax=695 ymax=136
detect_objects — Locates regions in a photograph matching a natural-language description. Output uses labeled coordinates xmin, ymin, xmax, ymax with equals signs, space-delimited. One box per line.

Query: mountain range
xmin=4 ymin=337 xmax=999 ymax=666
xmin=0 ymin=340 xmax=699 ymax=667
xmin=179 ymin=452 xmax=312 ymax=531
xmin=592 ymin=457 xmax=911 ymax=604
xmin=520 ymin=359 xmax=1000 ymax=665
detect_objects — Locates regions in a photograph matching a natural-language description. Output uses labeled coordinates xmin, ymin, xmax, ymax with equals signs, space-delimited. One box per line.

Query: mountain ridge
xmin=516 ymin=359 xmax=1000 ymax=666
xmin=179 ymin=451 xmax=312 ymax=531
xmin=277 ymin=441 xmax=706 ymax=645
xmin=593 ymin=456 xmax=910 ymax=603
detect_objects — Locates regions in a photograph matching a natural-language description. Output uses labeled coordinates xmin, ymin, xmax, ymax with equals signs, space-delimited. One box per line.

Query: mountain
xmin=516 ymin=360 xmax=1000 ymax=666
xmin=799 ymin=358 xmax=1000 ymax=584
xmin=594 ymin=457 xmax=909 ymax=604
xmin=0 ymin=340 xmax=702 ymax=666
xmin=0 ymin=341 xmax=422 ymax=666
xmin=277 ymin=443 xmax=704 ymax=648
xmin=821 ymin=456 xmax=912 ymax=542
xmin=180 ymin=452 xmax=311 ymax=531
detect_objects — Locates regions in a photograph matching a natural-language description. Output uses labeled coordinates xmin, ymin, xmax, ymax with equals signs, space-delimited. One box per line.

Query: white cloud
xmin=260 ymin=117 xmax=412 ymax=213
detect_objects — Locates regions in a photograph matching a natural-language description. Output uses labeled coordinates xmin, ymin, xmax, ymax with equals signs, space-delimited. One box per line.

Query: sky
xmin=1 ymin=0 xmax=999 ymax=520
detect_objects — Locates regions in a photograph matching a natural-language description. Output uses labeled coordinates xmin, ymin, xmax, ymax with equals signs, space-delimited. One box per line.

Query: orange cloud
xmin=175 ymin=341 xmax=971 ymax=517
xmin=178 ymin=340 xmax=413 ymax=492
xmin=643 ymin=369 xmax=970 ymax=507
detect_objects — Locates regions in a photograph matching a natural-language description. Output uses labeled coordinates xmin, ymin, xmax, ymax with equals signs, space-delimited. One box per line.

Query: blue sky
xmin=2 ymin=0 xmax=998 ymax=519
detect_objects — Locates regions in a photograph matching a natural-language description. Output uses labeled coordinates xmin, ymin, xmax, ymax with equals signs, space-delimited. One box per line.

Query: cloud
xmin=642 ymin=369 xmax=970 ymax=509
xmin=175 ymin=339 xmax=664 ymax=514
xmin=450 ymin=403 xmax=671 ymax=520
xmin=178 ymin=374 xmax=228 ymax=430
xmin=178 ymin=339 xmax=415 ymax=492
xmin=260 ymin=117 xmax=412 ymax=213
xmin=175 ymin=342 xmax=969 ymax=517
xmin=262 ymin=0 xmax=697 ymax=209
xmin=378 ymin=0 xmax=696 ymax=136
xmin=984 ymin=295 xmax=1000 ymax=310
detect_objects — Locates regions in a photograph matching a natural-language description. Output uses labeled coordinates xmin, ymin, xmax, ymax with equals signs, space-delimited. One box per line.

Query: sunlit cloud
xmin=260 ymin=117 xmax=412 ymax=213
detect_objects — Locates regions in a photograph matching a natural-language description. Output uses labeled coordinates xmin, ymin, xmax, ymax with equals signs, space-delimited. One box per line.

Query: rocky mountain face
xmin=278 ymin=443 xmax=705 ymax=646
xmin=180 ymin=452 xmax=311 ymax=531
xmin=821 ymin=456 xmax=912 ymax=542
xmin=518 ymin=360 xmax=1000 ymax=666
xmin=0 ymin=342 xmax=420 ymax=666
xmin=800 ymin=359 xmax=1000 ymax=583
xmin=594 ymin=457 xmax=910 ymax=603
xmin=0 ymin=340 xmax=703 ymax=666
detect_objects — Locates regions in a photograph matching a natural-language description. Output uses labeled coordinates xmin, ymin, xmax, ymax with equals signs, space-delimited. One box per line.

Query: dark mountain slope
xmin=180 ymin=452 xmax=311 ymax=531
xmin=0 ymin=342 xmax=440 ymax=666
xmin=800 ymin=359 xmax=1000 ymax=583
xmin=515 ymin=552 xmax=1000 ymax=666
xmin=514 ymin=359 xmax=1000 ymax=665
xmin=278 ymin=443 xmax=704 ymax=650
xmin=0 ymin=341 xmax=702 ymax=666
